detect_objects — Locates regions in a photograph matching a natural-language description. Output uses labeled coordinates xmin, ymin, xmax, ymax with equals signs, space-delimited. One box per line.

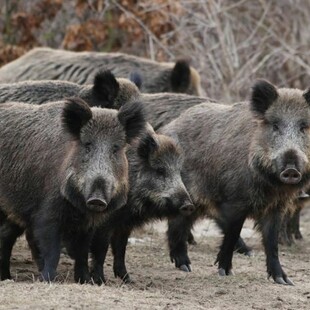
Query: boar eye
xmin=113 ymin=144 xmax=121 ymax=154
xmin=300 ymin=122 xmax=309 ymax=133
xmin=272 ymin=122 xmax=279 ymax=131
xmin=156 ymin=167 xmax=166 ymax=176
xmin=85 ymin=142 xmax=92 ymax=153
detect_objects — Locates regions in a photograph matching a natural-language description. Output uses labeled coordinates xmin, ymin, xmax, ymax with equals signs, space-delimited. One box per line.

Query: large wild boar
xmin=0 ymin=47 xmax=204 ymax=96
xmin=0 ymin=70 xmax=140 ymax=109
xmin=0 ymin=98 xmax=146 ymax=283
xmin=161 ymin=80 xmax=310 ymax=285
xmin=85 ymin=125 xmax=195 ymax=284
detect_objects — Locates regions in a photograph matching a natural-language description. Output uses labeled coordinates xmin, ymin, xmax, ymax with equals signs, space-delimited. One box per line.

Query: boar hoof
xmin=40 ymin=270 xmax=56 ymax=282
xmin=218 ymin=268 xmax=234 ymax=276
xmin=274 ymin=276 xmax=294 ymax=286
xmin=115 ymin=271 xmax=133 ymax=284
xmin=75 ymin=272 xmax=91 ymax=284
xmin=91 ymin=276 xmax=106 ymax=286
xmin=179 ymin=264 xmax=191 ymax=272
xmin=294 ymin=231 xmax=303 ymax=240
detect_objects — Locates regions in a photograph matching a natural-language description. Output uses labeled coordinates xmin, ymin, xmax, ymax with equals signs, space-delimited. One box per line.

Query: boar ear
xmin=129 ymin=71 xmax=143 ymax=90
xmin=92 ymin=70 xmax=120 ymax=108
xmin=303 ymin=89 xmax=310 ymax=105
xmin=62 ymin=97 xmax=92 ymax=137
xmin=137 ymin=133 xmax=158 ymax=160
xmin=251 ymin=79 xmax=278 ymax=116
xmin=118 ymin=101 xmax=146 ymax=143
xmin=171 ymin=60 xmax=191 ymax=92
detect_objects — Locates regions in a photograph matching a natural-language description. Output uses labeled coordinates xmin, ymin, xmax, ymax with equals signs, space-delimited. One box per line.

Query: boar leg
xmin=292 ymin=207 xmax=303 ymax=240
xmin=25 ymin=229 xmax=44 ymax=271
xmin=279 ymin=213 xmax=293 ymax=246
xmin=167 ymin=213 xmax=200 ymax=272
xmin=215 ymin=219 xmax=252 ymax=256
xmin=259 ymin=210 xmax=293 ymax=285
xmin=187 ymin=231 xmax=197 ymax=245
xmin=111 ymin=228 xmax=132 ymax=283
xmin=0 ymin=220 xmax=24 ymax=280
xmin=90 ymin=227 xmax=111 ymax=285
xmin=33 ymin=210 xmax=61 ymax=282
xmin=234 ymin=237 xmax=253 ymax=256
xmin=215 ymin=215 xmax=246 ymax=276
xmin=65 ymin=231 xmax=92 ymax=284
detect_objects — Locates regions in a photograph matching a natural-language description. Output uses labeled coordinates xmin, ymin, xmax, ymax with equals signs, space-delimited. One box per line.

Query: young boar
xmin=0 ymin=70 xmax=140 ymax=109
xmin=0 ymin=98 xmax=146 ymax=283
xmin=161 ymin=80 xmax=310 ymax=285
xmin=0 ymin=47 xmax=203 ymax=96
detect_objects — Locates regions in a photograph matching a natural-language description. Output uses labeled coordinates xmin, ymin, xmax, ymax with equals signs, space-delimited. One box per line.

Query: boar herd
xmin=0 ymin=47 xmax=309 ymax=286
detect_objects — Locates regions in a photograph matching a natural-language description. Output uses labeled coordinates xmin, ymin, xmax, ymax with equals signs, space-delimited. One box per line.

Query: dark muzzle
xmin=86 ymin=197 xmax=108 ymax=212
xmin=279 ymin=165 xmax=302 ymax=185
xmin=179 ymin=203 xmax=195 ymax=216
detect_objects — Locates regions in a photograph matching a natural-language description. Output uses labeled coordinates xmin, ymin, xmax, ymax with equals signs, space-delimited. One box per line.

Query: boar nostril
xmin=179 ymin=204 xmax=195 ymax=216
xmin=279 ymin=168 xmax=302 ymax=185
xmin=86 ymin=198 xmax=108 ymax=212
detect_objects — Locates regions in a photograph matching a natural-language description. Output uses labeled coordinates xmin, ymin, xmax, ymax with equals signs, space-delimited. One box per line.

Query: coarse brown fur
xmin=139 ymin=92 xmax=215 ymax=130
xmin=0 ymin=47 xmax=203 ymax=96
xmin=0 ymin=98 xmax=146 ymax=283
xmin=161 ymin=80 xmax=310 ymax=284
xmin=0 ymin=71 xmax=140 ymax=109
xmin=64 ymin=125 xmax=194 ymax=284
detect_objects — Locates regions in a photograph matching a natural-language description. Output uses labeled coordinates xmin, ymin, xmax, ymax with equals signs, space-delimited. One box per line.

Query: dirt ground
xmin=0 ymin=208 xmax=310 ymax=310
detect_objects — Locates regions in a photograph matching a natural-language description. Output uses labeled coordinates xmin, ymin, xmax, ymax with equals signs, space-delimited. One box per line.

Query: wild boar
xmin=0 ymin=98 xmax=146 ymax=283
xmin=161 ymin=80 xmax=310 ymax=285
xmin=0 ymin=70 xmax=140 ymax=109
xmin=0 ymin=47 xmax=204 ymax=96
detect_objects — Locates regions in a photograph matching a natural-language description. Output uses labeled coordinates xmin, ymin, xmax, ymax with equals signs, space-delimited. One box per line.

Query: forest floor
xmin=0 ymin=208 xmax=309 ymax=310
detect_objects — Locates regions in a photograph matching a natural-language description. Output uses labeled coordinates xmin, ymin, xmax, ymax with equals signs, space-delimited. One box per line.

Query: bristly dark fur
xmin=62 ymin=97 xmax=92 ymax=137
xmin=171 ymin=60 xmax=191 ymax=92
xmin=137 ymin=134 xmax=158 ymax=160
xmin=303 ymin=89 xmax=310 ymax=105
xmin=129 ymin=72 xmax=143 ymax=90
xmin=118 ymin=101 xmax=146 ymax=143
xmin=251 ymin=79 xmax=278 ymax=116
xmin=93 ymin=70 xmax=120 ymax=108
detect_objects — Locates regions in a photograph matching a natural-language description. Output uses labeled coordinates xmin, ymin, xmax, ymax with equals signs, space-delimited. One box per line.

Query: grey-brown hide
xmin=161 ymin=80 xmax=310 ymax=284
xmin=87 ymin=124 xmax=194 ymax=284
xmin=0 ymin=71 xmax=140 ymax=109
xmin=0 ymin=98 xmax=146 ymax=282
xmin=0 ymin=47 xmax=204 ymax=96
xmin=127 ymin=124 xmax=193 ymax=215
xmin=140 ymin=93 xmax=215 ymax=131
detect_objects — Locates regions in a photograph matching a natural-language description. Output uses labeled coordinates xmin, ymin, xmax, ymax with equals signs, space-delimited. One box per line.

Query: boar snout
xmin=280 ymin=165 xmax=302 ymax=185
xmin=179 ymin=202 xmax=195 ymax=216
xmin=86 ymin=177 xmax=113 ymax=212
xmin=86 ymin=197 xmax=108 ymax=212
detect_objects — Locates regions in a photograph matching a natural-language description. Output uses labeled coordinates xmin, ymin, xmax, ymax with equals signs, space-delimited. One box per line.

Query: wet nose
xmin=179 ymin=203 xmax=195 ymax=216
xmin=86 ymin=197 xmax=108 ymax=212
xmin=280 ymin=166 xmax=302 ymax=184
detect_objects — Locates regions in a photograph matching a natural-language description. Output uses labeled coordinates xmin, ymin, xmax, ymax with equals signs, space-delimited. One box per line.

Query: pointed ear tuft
xmin=137 ymin=132 xmax=159 ymax=160
xmin=250 ymin=79 xmax=278 ymax=116
xmin=118 ymin=101 xmax=146 ymax=143
xmin=171 ymin=59 xmax=191 ymax=92
xmin=129 ymin=71 xmax=143 ymax=90
xmin=62 ymin=97 xmax=92 ymax=137
xmin=303 ymin=89 xmax=310 ymax=105
xmin=92 ymin=70 xmax=120 ymax=108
